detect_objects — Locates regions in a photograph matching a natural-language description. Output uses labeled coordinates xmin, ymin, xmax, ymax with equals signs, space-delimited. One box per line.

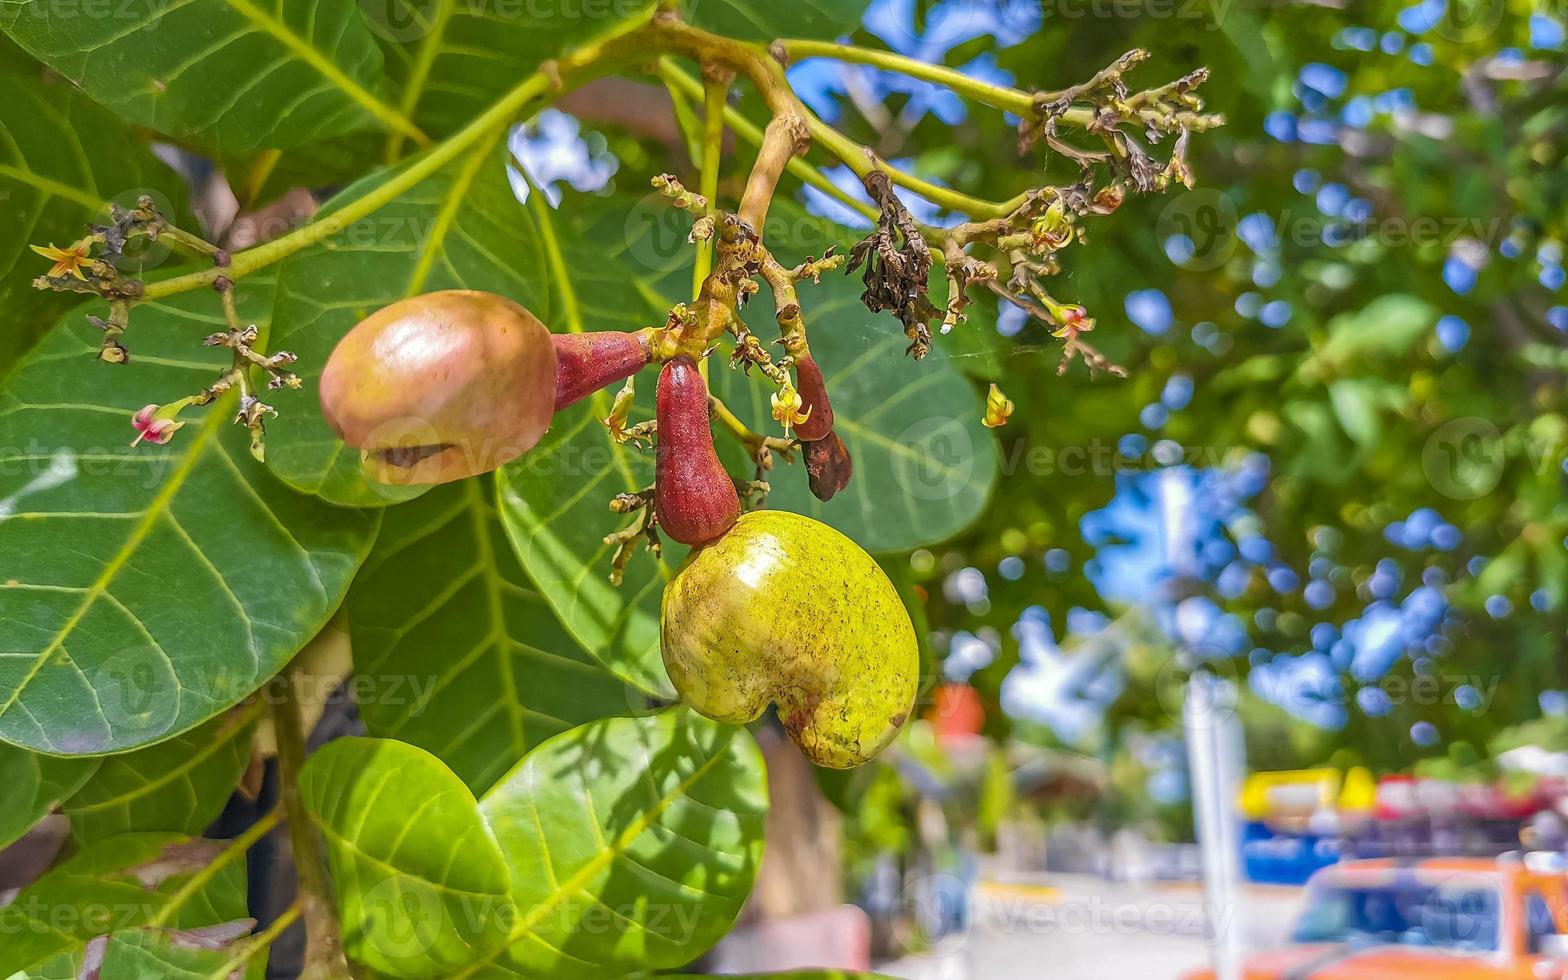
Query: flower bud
xmin=982 ymin=383 xmax=1014 ymax=429
xmin=654 ymin=356 xmax=740 ymax=546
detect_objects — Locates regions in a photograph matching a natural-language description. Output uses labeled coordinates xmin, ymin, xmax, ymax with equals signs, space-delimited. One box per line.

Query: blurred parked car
xmin=1183 ymin=857 xmax=1568 ymax=978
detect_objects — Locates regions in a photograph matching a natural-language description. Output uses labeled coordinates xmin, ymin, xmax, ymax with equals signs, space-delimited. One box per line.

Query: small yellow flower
xmin=770 ymin=382 xmax=812 ymax=434
xmin=982 ymin=384 xmax=1014 ymax=429
xmin=600 ymin=377 xmax=638 ymax=445
xmin=30 ymin=237 xmax=95 ymax=280
xmin=1049 ymin=304 xmax=1094 ymax=338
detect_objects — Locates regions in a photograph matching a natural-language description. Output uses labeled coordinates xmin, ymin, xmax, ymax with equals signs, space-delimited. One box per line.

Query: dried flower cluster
xmin=30 ymin=198 xmax=296 ymax=460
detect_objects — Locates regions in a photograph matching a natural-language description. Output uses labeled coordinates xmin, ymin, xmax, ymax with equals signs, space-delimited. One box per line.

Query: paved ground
xmin=876 ymin=873 xmax=1302 ymax=980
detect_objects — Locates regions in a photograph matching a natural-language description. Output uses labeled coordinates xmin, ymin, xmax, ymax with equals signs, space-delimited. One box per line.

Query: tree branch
xmin=269 ymin=667 xmax=352 ymax=979
xmin=739 ymin=114 xmax=810 ymax=230
xmin=658 ymin=61 xmax=880 ymax=226
xmin=692 ymin=65 xmax=732 ymax=299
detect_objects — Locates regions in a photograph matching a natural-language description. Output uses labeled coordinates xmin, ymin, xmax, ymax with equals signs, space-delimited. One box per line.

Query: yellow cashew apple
xmin=660 ymin=510 xmax=918 ymax=768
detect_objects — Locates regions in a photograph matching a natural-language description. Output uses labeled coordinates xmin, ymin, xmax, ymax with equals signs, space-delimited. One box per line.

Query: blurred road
xmin=876 ymin=873 xmax=1303 ymax=980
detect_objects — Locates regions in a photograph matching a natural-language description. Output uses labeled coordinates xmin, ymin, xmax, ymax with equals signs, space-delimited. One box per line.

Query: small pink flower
xmin=130 ymin=404 xmax=184 ymax=447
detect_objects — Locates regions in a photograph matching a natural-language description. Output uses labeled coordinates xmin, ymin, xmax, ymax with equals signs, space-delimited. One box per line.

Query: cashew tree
xmin=0 ymin=0 xmax=1218 ymax=974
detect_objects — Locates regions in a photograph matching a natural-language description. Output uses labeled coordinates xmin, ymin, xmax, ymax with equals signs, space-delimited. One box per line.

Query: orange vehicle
xmin=1183 ymin=858 xmax=1568 ymax=978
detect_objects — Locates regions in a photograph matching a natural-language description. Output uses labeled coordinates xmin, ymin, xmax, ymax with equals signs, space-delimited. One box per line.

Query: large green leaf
xmin=0 ymin=0 xmax=414 ymax=154
xmin=0 ymin=832 xmax=251 ymax=976
xmin=464 ymin=709 xmax=767 ymax=978
xmin=62 ymin=704 xmax=258 ymax=839
xmin=253 ymin=0 xmax=848 ymax=169
xmin=266 ymin=141 xmax=547 ymax=507
xmin=0 ymin=68 xmax=192 ymax=372
xmin=349 ymin=479 xmax=641 ymax=794
xmin=0 ymin=743 xmax=98 ymax=849
xmin=494 ymin=389 xmax=673 ymax=697
xmin=0 ymin=276 xmax=378 ymax=754
xmin=298 ymin=736 xmax=516 ymax=977
xmin=297 ymin=713 xmax=766 ymax=978
xmin=214 ymin=4 xmax=660 ymax=194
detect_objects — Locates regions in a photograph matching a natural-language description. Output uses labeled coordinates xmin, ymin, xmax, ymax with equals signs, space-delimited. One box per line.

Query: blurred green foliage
xmin=833 ymin=0 xmax=1568 ymax=791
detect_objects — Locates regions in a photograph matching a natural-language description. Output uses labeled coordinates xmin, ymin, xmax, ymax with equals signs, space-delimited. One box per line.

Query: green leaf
xmin=935 ymin=288 xmax=1007 ymax=380
xmin=1312 ymin=294 xmax=1437 ymax=367
xmin=466 ymin=709 xmax=767 ymax=978
xmin=1327 ymin=377 xmax=1405 ymax=450
xmin=298 ymin=736 xmax=516 ymax=977
xmin=495 ymin=392 xmax=673 ymax=698
xmin=301 ymin=715 xmax=768 ymax=978
xmin=0 ymin=69 xmax=191 ymax=371
xmin=62 ymin=705 xmax=258 ymax=839
xmin=349 ymin=479 xmax=640 ymax=793
xmin=217 ymin=5 xmax=662 ymax=185
xmin=371 ymin=0 xmax=658 ymax=149
xmin=19 ymin=926 xmax=267 ymax=980
xmin=0 ymin=743 xmax=98 ymax=849
xmin=685 ymin=0 xmax=872 ymax=41
xmin=266 ymin=141 xmax=547 ymax=507
xmin=0 ymin=832 xmax=251 ymax=976
xmin=1281 ymin=399 xmax=1357 ymax=484
xmin=0 ymin=276 xmax=379 ymax=754
xmin=0 ymin=0 xmax=416 ymax=153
